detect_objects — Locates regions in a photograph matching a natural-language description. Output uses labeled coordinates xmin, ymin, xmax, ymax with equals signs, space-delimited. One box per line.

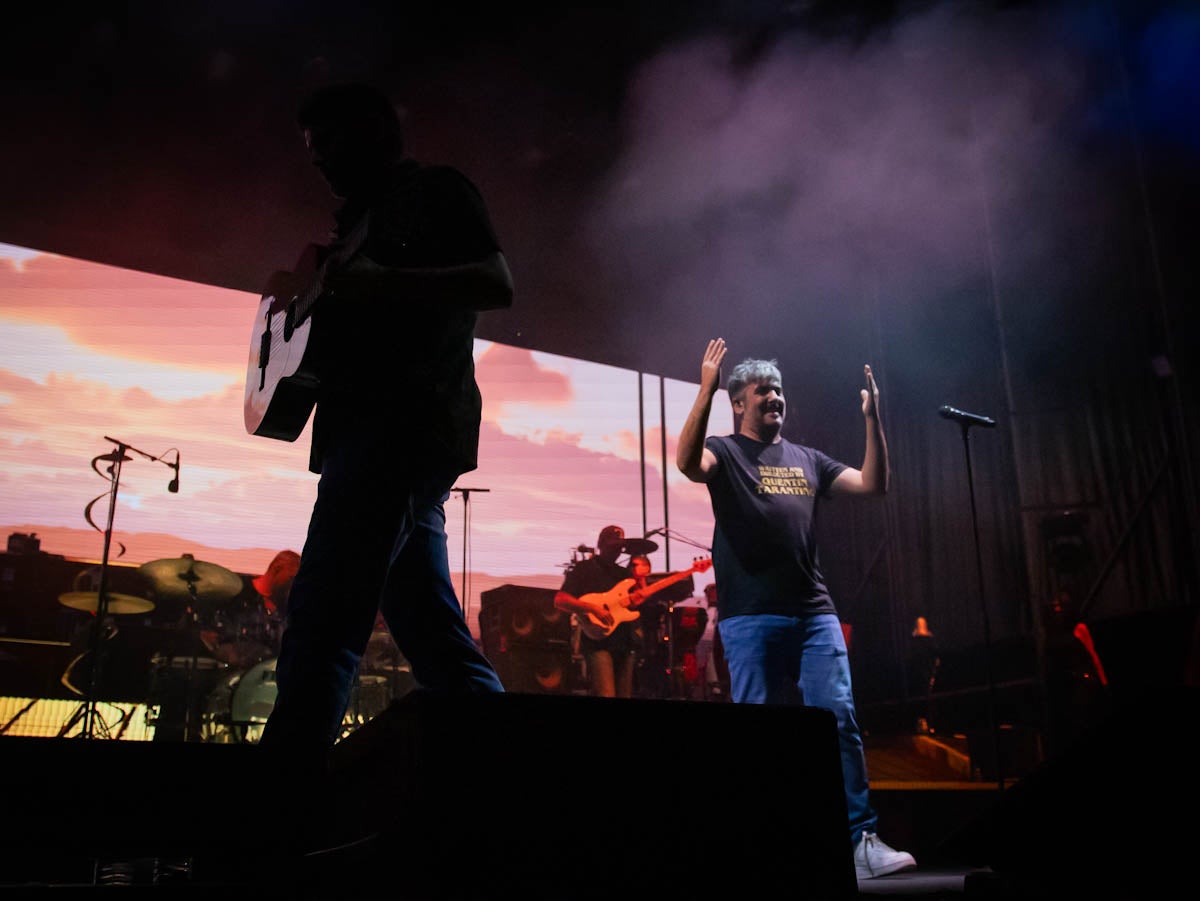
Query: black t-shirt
xmin=704 ymin=434 xmax=847 ymax=619
xmin=309 ymin=159 xmax=503 ymax=475
xmin=560 ymin=555 xmax=641 ymax=655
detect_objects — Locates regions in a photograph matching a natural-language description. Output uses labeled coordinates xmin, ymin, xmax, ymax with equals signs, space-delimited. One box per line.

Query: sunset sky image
xmin=0 ymin=241 xmax=723 ymax=633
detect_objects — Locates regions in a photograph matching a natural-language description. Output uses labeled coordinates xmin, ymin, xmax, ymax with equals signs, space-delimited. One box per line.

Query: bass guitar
xmin=577 ymin=557 xmax=712 ymax=640
xmin=243 ymin=215 xmax=370 ymax=440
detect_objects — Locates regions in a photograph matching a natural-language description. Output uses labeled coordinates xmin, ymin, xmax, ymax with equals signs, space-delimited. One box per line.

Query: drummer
xmin=204 ymin=549 xmax=299 ymax=666
xmin=252 ymin=549 xmax=301 ymax=620
xmin=249 ymin=548 xmax=300 ymax=658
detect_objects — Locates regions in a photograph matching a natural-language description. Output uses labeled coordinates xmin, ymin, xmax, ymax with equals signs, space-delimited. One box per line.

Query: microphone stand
xmin=78 ymin=443 xmax=129 ymax=740
xmin=77 ymin=437 xmax=178 ymax=739
xmin=664 ymin=592 xmax=678 ymax=700
xmin=643 ymin=526 xmax=710 ymax=554
xmin=450 ymin=488 xmax=489 ymax=623
xmin=950 ymin=419 xmax=1004 ymax=792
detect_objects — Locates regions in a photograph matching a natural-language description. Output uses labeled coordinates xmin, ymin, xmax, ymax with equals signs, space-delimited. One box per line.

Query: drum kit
xmin=56 ymin=553 xmax=406 ymax=743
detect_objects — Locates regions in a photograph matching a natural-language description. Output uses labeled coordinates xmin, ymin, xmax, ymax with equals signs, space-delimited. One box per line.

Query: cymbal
xmin=58 ymin=591 xmax=155 ymax=615
xmin=138 ymin=554 xmax=244 ymax=604
xmin=622 ymin=537 xmax=659 ymax=556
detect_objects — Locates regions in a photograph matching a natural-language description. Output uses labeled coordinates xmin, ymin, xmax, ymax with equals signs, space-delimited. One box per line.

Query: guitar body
xmin=244 ymin=215 xmax=370 ymax=441
xmin=243 ymin=249 xmax=322 ymax=440
xmin=577 ymin=578 xmax=644 ymax=641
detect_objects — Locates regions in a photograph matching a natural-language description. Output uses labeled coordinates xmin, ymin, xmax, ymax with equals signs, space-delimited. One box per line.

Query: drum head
xmin=230 ymin=657 xmax=279 ymax=725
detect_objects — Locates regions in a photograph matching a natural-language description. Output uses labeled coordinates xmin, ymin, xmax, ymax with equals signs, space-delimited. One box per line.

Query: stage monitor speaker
xmin=325 ymin=690 xmax=857 ymax=899
xmin=939 ymin=684 xmax=1200 ymax=895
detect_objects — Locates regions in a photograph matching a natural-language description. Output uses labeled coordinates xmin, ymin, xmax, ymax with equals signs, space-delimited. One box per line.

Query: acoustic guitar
xmin=243 ymin=215 xmax=369 ymax=440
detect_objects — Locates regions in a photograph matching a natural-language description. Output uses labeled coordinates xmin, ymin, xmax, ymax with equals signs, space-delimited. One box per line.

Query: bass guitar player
xmin=556 ymin=525 xmax=709 ymax=699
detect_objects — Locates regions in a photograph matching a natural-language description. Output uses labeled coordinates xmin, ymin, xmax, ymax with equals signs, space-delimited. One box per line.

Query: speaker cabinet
xmin=325 ymin=690 xmax=857 ymax=899
xmin=479 ymin=584 xmax=577 ymax=695
xmin=478 ymin=584 xmax=571 ymax=649
xmin=490 ymin=643 xmax=575 ymax=695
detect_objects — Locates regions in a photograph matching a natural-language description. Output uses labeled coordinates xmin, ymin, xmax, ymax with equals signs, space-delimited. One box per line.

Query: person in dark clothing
xmin=676 ymin=337 xmax=915 ymax=880
xmin=257 ymin=83 xmax=509 ymax=769
xmin=202 ymin=549 xmax=300 ymax=669
xmin=252 ymin=549 xmax=301 ymax=620
xmin=555 ymin=525 xmax=646 ymax=698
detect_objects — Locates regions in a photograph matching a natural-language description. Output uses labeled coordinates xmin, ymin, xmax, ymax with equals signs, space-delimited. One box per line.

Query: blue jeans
xmin=260 ymin=436 xmax=504 ymax=755
xmin=718 ymin=613 xmax=876 ymax=843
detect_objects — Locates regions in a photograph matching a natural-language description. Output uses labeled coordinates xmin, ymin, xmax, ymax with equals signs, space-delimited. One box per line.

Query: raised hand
xmin=701 ymin=338 xmax=726 ymax=396
xmin=861 ymin=364 xmax=880 ymax=419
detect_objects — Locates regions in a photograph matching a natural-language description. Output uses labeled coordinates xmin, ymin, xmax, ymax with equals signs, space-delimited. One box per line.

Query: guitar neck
xmin=639 ymin=566 xmax=699 ymax=601
xmin=291 ymin=268 xmax=327 ymax=323
xmin=292 ymin=215 xmax=370 ymax=321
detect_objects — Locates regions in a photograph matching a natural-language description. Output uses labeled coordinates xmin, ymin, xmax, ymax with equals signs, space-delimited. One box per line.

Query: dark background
xmin=2 ymin=1 xmax=1197 ymax=751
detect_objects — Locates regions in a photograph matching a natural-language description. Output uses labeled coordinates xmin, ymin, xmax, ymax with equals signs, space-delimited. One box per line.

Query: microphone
xmin=938 ymin=405 xmax=996 ymax=429
xmin=644 ymin=528 xmax=664 ymax=538
xmin=167 ymin=451 xmax=180 ymax=493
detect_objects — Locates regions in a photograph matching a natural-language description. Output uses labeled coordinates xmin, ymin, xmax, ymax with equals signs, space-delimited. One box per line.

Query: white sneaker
xmin=853 ymin=832 xmax=916 ymax=879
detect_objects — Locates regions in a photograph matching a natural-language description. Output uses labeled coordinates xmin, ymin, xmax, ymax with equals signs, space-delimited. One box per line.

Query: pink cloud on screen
xmin=1 ymin=249 xmax=255 ymax=371
xmin=475 ymin=341 xmax=571 ymax=413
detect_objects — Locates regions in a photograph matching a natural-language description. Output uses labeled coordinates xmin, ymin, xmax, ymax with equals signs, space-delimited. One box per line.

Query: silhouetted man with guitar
xmin=248 ymin=83 xmax=510 ymax=780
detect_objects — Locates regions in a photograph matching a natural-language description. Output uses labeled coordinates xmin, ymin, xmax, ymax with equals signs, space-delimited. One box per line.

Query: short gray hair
xmin=727 ymin=358 xmax=782 ymax=404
